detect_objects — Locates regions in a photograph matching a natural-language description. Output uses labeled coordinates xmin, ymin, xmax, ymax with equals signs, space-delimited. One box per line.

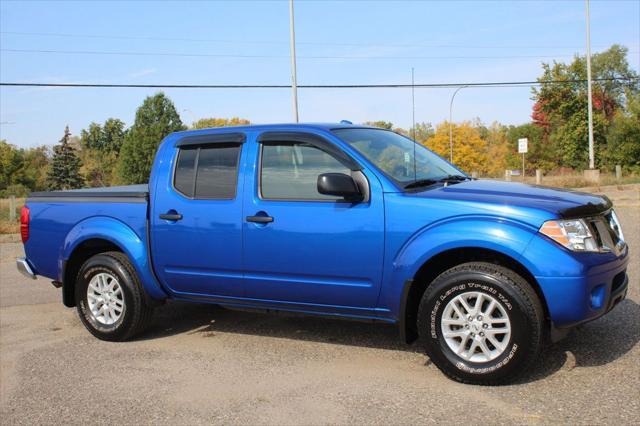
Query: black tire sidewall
xmin=76 ymin=254 xmax=136 ymax=340
xmin=419 ymin=270 xmax=535 ymax=382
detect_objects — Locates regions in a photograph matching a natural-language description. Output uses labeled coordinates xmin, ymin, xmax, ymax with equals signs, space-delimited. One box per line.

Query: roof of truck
xmin=171 ymin=122 xmax=374 ymax=137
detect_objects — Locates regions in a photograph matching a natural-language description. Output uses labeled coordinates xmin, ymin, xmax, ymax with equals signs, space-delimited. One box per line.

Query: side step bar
xmin=16 ymin=258 xmax=37 ymax=280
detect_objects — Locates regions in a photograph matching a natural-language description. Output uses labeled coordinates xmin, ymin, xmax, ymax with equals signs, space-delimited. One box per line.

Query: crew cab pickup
xmin=17 ymin=123 xmax=629 ymax=384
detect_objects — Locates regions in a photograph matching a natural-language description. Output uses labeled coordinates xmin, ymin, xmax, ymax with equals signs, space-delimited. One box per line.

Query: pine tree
xmin=47 ymin=126 xmax=84 ymax=190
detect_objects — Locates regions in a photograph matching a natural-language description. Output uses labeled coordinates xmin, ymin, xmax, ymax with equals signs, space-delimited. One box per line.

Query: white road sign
xmin=518 ymin=138 xmax=528 ymax=154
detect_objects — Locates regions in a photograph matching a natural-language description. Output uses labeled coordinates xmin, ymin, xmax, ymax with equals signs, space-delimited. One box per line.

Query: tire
xmin=417 ymin=262 xmax=544 ymax=385
xmin=75 ymin=251 xmax=153 ymax=341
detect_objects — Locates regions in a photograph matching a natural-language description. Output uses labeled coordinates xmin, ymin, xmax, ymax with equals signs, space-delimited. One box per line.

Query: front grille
xmin=587 ymin=210 xmax=626 ymax=253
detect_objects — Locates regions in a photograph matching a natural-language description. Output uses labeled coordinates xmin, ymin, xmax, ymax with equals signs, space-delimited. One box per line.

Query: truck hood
xmin=413 ymin=179 xmax=612 ymax=219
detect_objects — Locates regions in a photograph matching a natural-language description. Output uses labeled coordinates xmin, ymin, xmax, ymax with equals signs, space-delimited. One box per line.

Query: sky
xmin=1 ymin=0 xmax=639 ymax=148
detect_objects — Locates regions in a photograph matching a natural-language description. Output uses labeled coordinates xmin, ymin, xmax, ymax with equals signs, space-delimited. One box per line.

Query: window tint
xmin=195 ymin=145 xmax=240 ymax=199
xmin=174 ymin=147 xmax=197 ymax=197
xmin=173 ymin=144 xmax=241 ymax=199
xmin=261 ymin=143 xmax=351 ymax=200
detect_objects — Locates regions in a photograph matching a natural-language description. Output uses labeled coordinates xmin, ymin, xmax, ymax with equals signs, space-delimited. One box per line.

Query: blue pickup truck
xmin=17 ymin=123 xmax=629 ymax=384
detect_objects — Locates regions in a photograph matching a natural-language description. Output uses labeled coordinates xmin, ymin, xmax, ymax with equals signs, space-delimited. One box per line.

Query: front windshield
xmin=333 ymin=128 xmax=463 ymax=186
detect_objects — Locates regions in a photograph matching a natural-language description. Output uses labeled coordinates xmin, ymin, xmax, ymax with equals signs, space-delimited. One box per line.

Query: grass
xmin=518 ymin=173 xmax=640 ymax=188
xmin=0 ymin=197 xmax=24 ymax=234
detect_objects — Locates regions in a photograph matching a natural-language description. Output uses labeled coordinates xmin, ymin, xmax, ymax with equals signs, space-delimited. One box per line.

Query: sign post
xmin=518 ymin=138 xmax=528 ymax=182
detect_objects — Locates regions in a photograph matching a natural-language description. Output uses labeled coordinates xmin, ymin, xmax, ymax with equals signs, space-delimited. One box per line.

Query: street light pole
xmin=411 ymin=68 xmax=416 ymax=141
xmin=585 ymin=0 xmax=595 ymax=169
xmin=289 ymin=0 xmax=299 ymax=122
xmin=449 ymin=85 xmax=468 ymax=163
xmin=182 ymin=109 xmax=196 ymax=127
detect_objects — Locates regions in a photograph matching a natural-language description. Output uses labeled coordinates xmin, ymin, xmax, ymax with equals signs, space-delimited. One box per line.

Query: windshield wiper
xmin=404 ymin=175 xmax=470 ymax=190
xmin=436 ymin=174 xmax=469 ymax=182
xmin=403 ymin=179 xmax=438 ymax=189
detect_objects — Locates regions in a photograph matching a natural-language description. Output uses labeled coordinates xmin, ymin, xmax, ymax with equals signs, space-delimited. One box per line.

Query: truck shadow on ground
xmin=145 ymin=301 xmax=414 ymax=352
xmin=143 ymin=298 xmax=640 ymax=384
xmin=522 ymin=298 xmax=640 ymax=383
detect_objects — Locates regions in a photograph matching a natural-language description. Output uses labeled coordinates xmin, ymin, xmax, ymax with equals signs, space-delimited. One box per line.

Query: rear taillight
xmin=20 ymin=206 xmax=29 ymax=243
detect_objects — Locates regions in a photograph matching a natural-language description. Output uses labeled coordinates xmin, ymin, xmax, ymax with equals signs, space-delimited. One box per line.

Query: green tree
xmin=363 ymin=120 xmax=394 ymax=130
xmin=21 ymin=146 xmax=51 ymax=191
xmin=80 ymin=148 xmax=119 ymax=188
xmin=506 ymin=123 xmax=553 ymax=172
xmin=411 ymin=122 xmax=435 ymax=144
xmin=46 ymin=126 xmax=84 ymax=190
xmin=1 ymin=141 xmax=51 ymax=194
xmin=80 ymin=122 xmax=103 ymax=150
xmin=102 ymin=118 xmax=126 ymax=152
xmin=81 ymin=118 xmax=125 ymax=151
xmin=604 ymin=90 xmax=640 ymax=169
xmin=532 ymin=45 xmax=638 ymax=169
xmin=117 ymin=93 xmax=184 ymax=184
xmin=80 ymin=118 xmax=126 ymax=187
xmin=191 ymin=117 xmax=250 ymax=129
xmin=0 ymin=140 xmax=24 ymax=191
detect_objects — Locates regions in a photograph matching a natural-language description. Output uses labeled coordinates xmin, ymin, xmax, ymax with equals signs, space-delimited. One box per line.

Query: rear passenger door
xmin=151 ymin=133 xmax=245 ymax=297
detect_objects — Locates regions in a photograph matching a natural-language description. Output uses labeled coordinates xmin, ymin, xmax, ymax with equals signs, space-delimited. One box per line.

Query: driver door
xmin=241 ymin=132 xmax=385 ymax=310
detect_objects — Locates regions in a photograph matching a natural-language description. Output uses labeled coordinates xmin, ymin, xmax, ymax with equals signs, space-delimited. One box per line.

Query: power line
xmin=1 ymin=30 xmax=626 ymax=50
xmin=2 ymin=48 xmax=617 ymax=60
xmin=1 ymin=78 xmax=636 ymax=90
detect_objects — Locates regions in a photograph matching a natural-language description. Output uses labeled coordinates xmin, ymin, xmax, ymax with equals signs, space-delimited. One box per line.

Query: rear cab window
xmin=173 ymin=135 xmax=243 ymax=199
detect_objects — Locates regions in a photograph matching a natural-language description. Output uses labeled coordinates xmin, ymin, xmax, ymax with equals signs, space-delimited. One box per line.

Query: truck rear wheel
xmin=417 ymin=262 xmax=544 ymax=385
xmin=75 ymin=251 xmax=153 ymax=341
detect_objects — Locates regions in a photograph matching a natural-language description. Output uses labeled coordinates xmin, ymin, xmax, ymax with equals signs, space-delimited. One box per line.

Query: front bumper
xmin=536 ymin=248 xmax=629 ymax=331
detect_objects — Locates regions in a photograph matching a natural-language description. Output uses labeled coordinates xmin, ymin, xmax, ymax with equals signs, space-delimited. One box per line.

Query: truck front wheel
xmin=417 ymin=262 xmax=544 ymax=385
xmin=75 ymin=251 xmax=153 ymax=341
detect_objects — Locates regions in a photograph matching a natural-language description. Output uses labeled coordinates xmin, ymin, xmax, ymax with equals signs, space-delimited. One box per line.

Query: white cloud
xmin=128 ymin=68 xmax=158 ymax=79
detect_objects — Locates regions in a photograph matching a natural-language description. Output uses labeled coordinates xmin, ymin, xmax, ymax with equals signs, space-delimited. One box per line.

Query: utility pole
xmin=585 ymin=0 xmax=595 ymax=169
xmin=289 ymin=0 xmax=299 ymax=122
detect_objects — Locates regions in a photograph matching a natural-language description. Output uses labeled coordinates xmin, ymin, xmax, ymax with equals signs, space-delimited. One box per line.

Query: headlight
xmin=539 ymin=219 xmax=599 ymax=252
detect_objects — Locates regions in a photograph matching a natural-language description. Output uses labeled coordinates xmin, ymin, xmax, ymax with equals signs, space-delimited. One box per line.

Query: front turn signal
xmin=539 ymin=219 xmax=598 ymax=252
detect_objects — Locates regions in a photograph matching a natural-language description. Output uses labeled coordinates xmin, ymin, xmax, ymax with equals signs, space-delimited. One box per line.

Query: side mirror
xmin=317 ymin=173 xmax=362 ymax=201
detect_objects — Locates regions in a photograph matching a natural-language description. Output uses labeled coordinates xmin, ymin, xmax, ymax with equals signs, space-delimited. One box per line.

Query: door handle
xmin=246 ymin=215 xmax=273 ymax=223
xmin=159 ymin=212 xmax=183 ymax=221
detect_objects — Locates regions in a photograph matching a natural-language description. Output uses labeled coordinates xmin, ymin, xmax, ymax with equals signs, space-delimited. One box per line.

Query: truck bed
xmin=24 ymin=185 xmax=150 ymax=281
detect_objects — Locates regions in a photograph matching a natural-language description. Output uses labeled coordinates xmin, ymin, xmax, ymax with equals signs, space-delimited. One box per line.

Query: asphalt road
xmin=1 ymin=189 xmax=638 ymax=425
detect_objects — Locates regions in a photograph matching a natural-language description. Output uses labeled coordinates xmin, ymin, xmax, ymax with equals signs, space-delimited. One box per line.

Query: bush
xmin=0 ymin=183 xmax=30 ymax=198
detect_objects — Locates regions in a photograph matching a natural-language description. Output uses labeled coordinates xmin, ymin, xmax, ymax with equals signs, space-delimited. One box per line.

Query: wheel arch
xmin=400 ymin=246 xmax=549 ymax=343
xmin=60 ymin=216 xmax=167 ymax=307
xmin=62 ymin=238 xmax=122 ymax=307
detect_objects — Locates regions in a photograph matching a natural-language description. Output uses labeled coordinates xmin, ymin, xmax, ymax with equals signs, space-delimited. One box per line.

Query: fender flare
xmin=61 ymin=216 xmax=168 ymax=302
xmin=383 ymin=215 xmax=540 ymax=320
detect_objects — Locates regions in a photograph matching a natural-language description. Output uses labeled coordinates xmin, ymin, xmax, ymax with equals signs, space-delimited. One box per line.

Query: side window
xmin=173 ymin=144 xmax=241 ymax=199
xmin=174 ymin=147 xmax=197 ymax=197
xmin=260 ymin=143 xmax=351 ymax=200
xmin=195 ymin=145 xmax=240 ymax=199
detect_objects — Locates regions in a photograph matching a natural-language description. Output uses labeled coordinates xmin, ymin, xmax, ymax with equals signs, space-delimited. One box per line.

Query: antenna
xmin=411 ymin=67 xmax=417 ymax=181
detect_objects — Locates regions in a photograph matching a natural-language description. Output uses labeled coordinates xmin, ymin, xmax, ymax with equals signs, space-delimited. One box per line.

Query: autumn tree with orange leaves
xmin=425 ymin=122 xmax=488 ymax=174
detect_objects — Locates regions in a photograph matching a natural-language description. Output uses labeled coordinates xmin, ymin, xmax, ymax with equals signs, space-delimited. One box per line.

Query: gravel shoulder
xmin=1 ymin=194 xmax=638 ymax=425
